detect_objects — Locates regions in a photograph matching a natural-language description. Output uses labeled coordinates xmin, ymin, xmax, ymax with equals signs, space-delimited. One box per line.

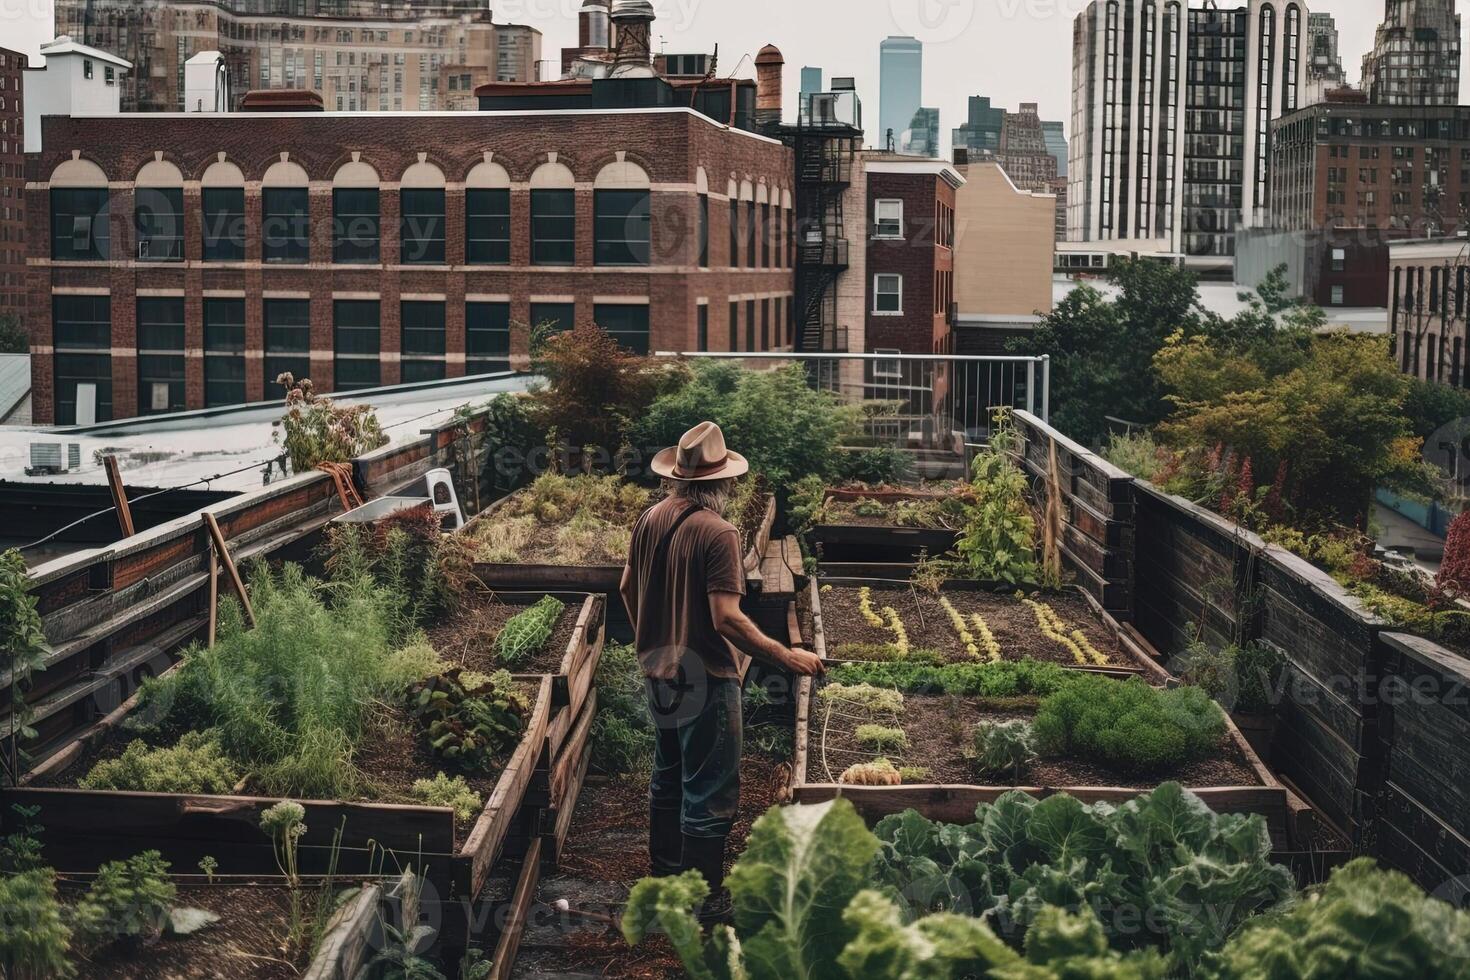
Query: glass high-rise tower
xmin=879 ymin=36 xmax=923 ymax=153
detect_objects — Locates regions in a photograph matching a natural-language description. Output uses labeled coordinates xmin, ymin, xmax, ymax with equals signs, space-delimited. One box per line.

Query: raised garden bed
xmin=806 ymin=483 xmax=968 ymax=565
xmin=464 ymin=474 xmax=776 ymax=593
xmin=806 ymin=576 xmax=1172 ymax=685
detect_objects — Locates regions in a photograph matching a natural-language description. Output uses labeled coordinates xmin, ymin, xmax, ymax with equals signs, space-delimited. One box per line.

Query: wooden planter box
xmin=304 ymin=870 xmax=415 ymax=980
xmin=793 ymin=581 xmax=1301 ymax=847
xmin=807 ymin=487 xmax=962 ymax=565
xmin=466 ymin=494 xmax=777 ymax=595
xmin=6 ymin=676 xmax=554 ymax=908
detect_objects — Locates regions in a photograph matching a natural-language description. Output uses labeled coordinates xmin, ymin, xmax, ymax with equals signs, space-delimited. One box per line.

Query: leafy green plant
xmin=830 ymin=643 xmax=944 ymax=664
xmin=495 ymin=596 xmax=565 ymax=667
xmin=2 ymin=803 xmax=46 ymax=874
xmin=0 ymin=868 xmax=74 ymax=978
xmin=410 ymin=773 xmax=482 ymax=823
xmin=897 ymin=766 xmax=930 ymax=783
xmin=854 ymin=724 xmax=908 ymax=753
xmin=0 ymin=313 xmax=27 ymax=354
xmin=589 ymin=643 xmax=654 ymax=776
xmin=260 ymin=801 xmax=309 ymax=954
xmin=829 ymin=658 xmax=1073 ymax=700
xmin=79 ymin=731 xmax=241 ymax=794
xmin=197 ymin=856 xmax=218 ymax=884
xmin=972 ymin=720 xmax=1037 ymax=782
xmin=478 ymin=392 xmax=539 ymax=498
xmin=840 ymin=446 xmax=916 ymax=485
xmin=787 ymin=475 xmax=829 ymax=532
xmin=1177 ymin=641 xmax=1285 ymax=716
xmin=73 ymin=850 xmax=177 ymax=949
xmin=854 ymin=498 xmax=888 ymax=518
xmin=1 ymin=549 xmax=47 ymax=785
xmin=816 ymin=683 xmax=905 ymax=716
xmin=956 ymin=410 xmax=1040 ymax=585
xmin=274 ymin=374 xmax=387 ymax=473
xmin=1033 ymin=675 xmax=1227 ymax=774
xmin=1213 ymin=857 xmax=1470 ymax=976
xmin=409 ymin=669 xmax=530 ymax=769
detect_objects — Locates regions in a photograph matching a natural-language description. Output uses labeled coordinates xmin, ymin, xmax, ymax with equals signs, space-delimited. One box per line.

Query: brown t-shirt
xmin=626 ymin=496 xmax=747 ymax=681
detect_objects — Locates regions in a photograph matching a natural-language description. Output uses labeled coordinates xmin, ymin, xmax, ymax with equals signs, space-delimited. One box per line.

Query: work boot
xmin=649 ymin=806 xmax=683 ymax=877
xmin=681 ymin=833 xmax=732 ymax=927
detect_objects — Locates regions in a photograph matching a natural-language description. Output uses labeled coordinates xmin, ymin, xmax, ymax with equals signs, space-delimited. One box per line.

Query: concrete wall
xmin=954 ymin=161 xmax=1055 ymax=318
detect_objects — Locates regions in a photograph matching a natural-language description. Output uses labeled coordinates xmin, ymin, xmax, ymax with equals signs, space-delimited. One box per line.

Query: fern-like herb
xmin=495 ymin=595 xmax=565 ymax=668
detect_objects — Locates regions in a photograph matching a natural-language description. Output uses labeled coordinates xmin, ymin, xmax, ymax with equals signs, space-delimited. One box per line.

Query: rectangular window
xmin=333 ymin=187 xmax=381 ymax=264
xmin=873 ymin=274 xmax=903 ymax=314
xmin=697 ymin=304 xmax=709 ymax=351
xmin=698 ymin=195 xmax=709 ymax=268
xmin=135 ymin=187 xmax=184 ymax=262
xmin=467 ymin=301 xmax=511 ymax=374
xmin=53 ymin=294 xmax=112 ymax=424
xmin=201 ymin=188 xmax=245 ymax=262
xmin=729 ymin=200 xmax=739 ymax=269
xmin=594 ymin=190 xmax=651 ymax=265
xmin=593 ymin=303 xmax=650 ymax=354
xmin=1330 ymin=285 xmax=1345 ymax=306
xmin=264 ymin=298 xmax=311 ymax=387
xmin=531 ymin=189 xmax=575 ymax=265
xmin=400 ymin=188 xmax=445 ymax=265
xmin=262 ymin=188 xmax=309 ymax=263
xmin=746 ymin=200 xmax=756 ymax=267
xmin=746 ymin=299 xmax=756 ymax=351
xmin=760 ymin=299 xmax=770 ymax=350
xmin=1455 ymin=337 xmax=1464 ymax=388
xmin=401 ymin=301 xmax=446 ymax=382
xmin=729 ymin=301 xmax=738 ymax=351
xmin=203 ymin=298 xmax=246 ymax=407
xmin=466 ymin=189 xmax=511 ymax=264
xmin=50 ymin=188 xmax=111 ymax=261
xmin=761 ymin=203 xmax=771 ymax=268
xmin=874 ymin=199 xmax=904 ymax=238
xmin=334 ymin=299 xmax=380 ymax=391
xmin=137 ymin=297 xmax=186 ymax=414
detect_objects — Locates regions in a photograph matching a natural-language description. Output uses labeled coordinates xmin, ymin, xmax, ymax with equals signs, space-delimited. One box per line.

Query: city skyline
xmin=0 ymin=2 xmax=1451 ymax=154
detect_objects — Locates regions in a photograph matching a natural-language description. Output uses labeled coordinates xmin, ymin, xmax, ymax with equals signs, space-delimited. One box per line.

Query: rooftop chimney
xmin=755 ymin=43 xmax=784 ymax=126
xmin=579 ymin=0 xmax=611 ymax=51
xmin=240 ymin=89 xmax=325 ymax=112
xmin=609 ymin=0 xmax=656 ymax=78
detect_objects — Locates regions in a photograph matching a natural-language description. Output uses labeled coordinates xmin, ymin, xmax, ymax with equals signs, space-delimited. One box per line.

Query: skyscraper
xmin=902 ymin=107 xmax=941 ymax=156
xmin=1305 ymin=11 xmax=1345 ymax=104
xmin=879 ymin=36 xmax=922 ymax=153
xmin=801 ymin=66 xmax=824 ymax=101
xmin=1362 ymin=0 xmax=1462 ymax=106
xmin=1068 ymin=0 xmax=1306 ymax=260
xmin=952 ymin=96 xmax=1005 ymax=155
xmin=1043 ymin=119 xmax=1069 ymax=178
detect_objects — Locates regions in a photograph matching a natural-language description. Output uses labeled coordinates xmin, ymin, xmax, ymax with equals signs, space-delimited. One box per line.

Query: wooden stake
xmin=203 ymin=512 xmax=255 ymax=628
xmin=207 ymin=549 xmax=219 ymax=647
xmin=103 ymin=455 xmax=135 ymax=538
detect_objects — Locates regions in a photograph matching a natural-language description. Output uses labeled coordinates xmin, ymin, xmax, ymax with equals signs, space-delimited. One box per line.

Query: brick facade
xmin=0 ymin=48 xmax=23 ymax=332
xmin=26 ymin=108 xmax=794 ymax=423
xmin=864 ymin=165 xmax=958 ymax=355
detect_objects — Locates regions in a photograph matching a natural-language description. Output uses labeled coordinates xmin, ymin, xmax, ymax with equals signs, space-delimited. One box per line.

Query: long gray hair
xmin=669 ymin=476 xmax=736 ymax=515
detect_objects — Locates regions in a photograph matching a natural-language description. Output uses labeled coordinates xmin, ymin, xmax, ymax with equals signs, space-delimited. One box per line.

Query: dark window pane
xmin=593 ymin=304 xmax=649 ymax=354
xmin=336 ymin=357 xmax=380 ymax=390
xmin=203 ymin=299 xmax=245 ymax=352
xmin=53 ymin=294 xmax=111 ymax=349
xmin=531 ymin=189 xmax=575 ymax=265
xmin=51 ymin=187 xmax=111 ymax=261
xmin=400 ymin=188 xmax=446 ymax=265
xmin=746 ymin=200 xmax=756 ymax=267
xmin=54 ymin=352 xmax=112 ymax=424
xmin=334 ymin=299 xmax=380 ymax=392
xmin=402 ymin=359 xmax=446 ymax=383
xmin=401 ymin=301 xmax=446 ymax=356
xmin=202 ymin=188 xmax=246 ymax=262
xmin=135 ymin=187 xmax=184 ymax=262
xmin=204 ymin=355 xmax=246 ymax=408
xmin=137 ymin=297 xmax=185 ymax=352
xmin=138 ymin=353 xmax=186 ymax=414
xmin=262 ymin=188 xmax=309 ymax=263
xmin=729 ymin=200 xmax=738 ymax=269
xmin=593 ymin=189 xmax=650 ymax=266
xmin=698 ymin=195 xmax=709 ymax=268
xmin=333 ymin=187 xmax=380 ymax=264
xmin=697 ymin=304 xmax=708 ymax=351
xmin=746 ymin=300 xmax=755 ymax=351
xmin=264 ymin=298 xmax=310 ymax=388
xmin=466 ymin=189 xmax=511 ymax=265
xmin=467 ymin=301 xmax=511 ymax=374
xmin=530 ymin=303 xmax=575 ymax=345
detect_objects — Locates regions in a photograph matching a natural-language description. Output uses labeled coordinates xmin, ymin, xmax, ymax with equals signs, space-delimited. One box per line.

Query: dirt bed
xmin=819 ymin=584 xmax=1135 ymax=668
xmin=70 ymin=885 xmax=313 ymax=980
xmin=512 ymin=751 xmax=787 ymax=980
xmin=424 ymin=591 xmax=584 ymax=676
xmin=812 ymin=691 xmax=1261 ymax=789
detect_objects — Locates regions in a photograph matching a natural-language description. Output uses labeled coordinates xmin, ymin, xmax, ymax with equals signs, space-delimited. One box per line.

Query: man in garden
xmin=621 ymin=421 xmax=824 ymax=922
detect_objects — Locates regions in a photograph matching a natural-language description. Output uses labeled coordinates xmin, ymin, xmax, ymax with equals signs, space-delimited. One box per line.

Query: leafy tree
xmin=0 ymin=314 xmax=26 ymax=354
xmin=1019 ymin=258 xmax=1205 ymax=443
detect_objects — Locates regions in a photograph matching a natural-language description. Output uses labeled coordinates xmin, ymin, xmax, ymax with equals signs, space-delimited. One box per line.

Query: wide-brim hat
xmin=650 ymin=421 xmax=750 ymax=481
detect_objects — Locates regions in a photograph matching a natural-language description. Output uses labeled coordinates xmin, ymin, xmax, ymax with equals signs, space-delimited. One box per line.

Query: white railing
xmin=652 ymin=351 xmax=1050 ymax=442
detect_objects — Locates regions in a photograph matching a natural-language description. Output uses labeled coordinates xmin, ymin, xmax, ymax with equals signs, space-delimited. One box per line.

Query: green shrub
xmin=79 ymin=731 xmax=240 ymax=794
xmin=1033 ymin=675 xmax=1226 ymax=774
xmin=381 ymin=640 xmax=448 ymax=691
xmin=956 ymin=410 xmax=1040 ymax=585
xmin=496 ymin=596 xmax=565 ymax=667
xmin=1178 ymin=641 xmax=1284 ymax=716
xmin=787 ymin=474 xmax=829 ymax=532
xmin=840 ymin=446 xmax=916 ymax=485
xmin=0 ymin=868 xmax=74 ymax=978
xmin=411 ymin=773 xmax=482 ymax=823
xmin=973 ymin=720 xmax=1037 ymax=781
xmin=589 ymin=643 xmax=654 ymax=776
xmin=409 ymin=669 xmax=530 ymax=769
xmin=73 ymin=851 xmax=176 ymax=949
xmin=854 ymin=724 xmax=908 ymax=752
xmin=275 ymin=375 xmax=387 ymax=473
xmin=1 ymin=549 xmax=48 ymax=782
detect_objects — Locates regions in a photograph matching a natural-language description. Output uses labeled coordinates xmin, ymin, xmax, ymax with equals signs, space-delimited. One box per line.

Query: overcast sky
xmin=0 ymin=1 xmax=1444 ymax=152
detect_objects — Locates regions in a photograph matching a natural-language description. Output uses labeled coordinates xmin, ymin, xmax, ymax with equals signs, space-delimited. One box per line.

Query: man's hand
xmin=783 ymin=645 xmax=826 ymax=677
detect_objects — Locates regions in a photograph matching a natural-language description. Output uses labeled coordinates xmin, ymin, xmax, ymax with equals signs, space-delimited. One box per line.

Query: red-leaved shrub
xmin=1438 ymin=510 xmax=1470 ymax=598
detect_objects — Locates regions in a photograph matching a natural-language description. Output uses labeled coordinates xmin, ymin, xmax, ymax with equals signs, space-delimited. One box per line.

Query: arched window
xmin=135 ymin=158 xmax=184 ymax=262
xmin=593 ymin=157 xmax=650 ymax=266
xmin=695 ymin=167 xmax=710 ymax=268
xmin=49 ymin=157 xmax=110 ymax=261
xmin=201 ymin=157 xmax=245 ymax=262
xmin=400 ymin=158 xmax=446 ymax=265
xmin=333 ymin=159 xmax=380 ymax=265
xmin=530 ymin=159 xmax=576 ymax=266
xmin=262 ymin=157 xmax=310 ymax=264
xmin=466 ymin=158 xmax=511 ymax=265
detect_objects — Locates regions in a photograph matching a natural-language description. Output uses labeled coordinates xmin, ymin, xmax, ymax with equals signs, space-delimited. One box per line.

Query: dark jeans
xmin=647 ymin=674 xmax=742 ymax=839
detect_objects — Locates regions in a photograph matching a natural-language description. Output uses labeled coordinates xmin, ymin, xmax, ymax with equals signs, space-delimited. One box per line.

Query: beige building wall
xmin=833 ymin=158 xmax=869 ymax=397
xmin=954 ymin=161 xmax=1055 ymax=317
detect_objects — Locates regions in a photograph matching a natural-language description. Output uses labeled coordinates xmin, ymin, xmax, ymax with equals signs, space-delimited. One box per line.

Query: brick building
xmin=862 ymin=155 xmax=960 ymax=356
xmin=1388 ymin=237 xmax=1470 ymax=387
xmin=1270 ymin=100 xmax=1470 ymax=237
xmin=0 ymin=48 xmax=23 ymax=332
xmin=25 ymin=108 xmax=794 ymax=424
